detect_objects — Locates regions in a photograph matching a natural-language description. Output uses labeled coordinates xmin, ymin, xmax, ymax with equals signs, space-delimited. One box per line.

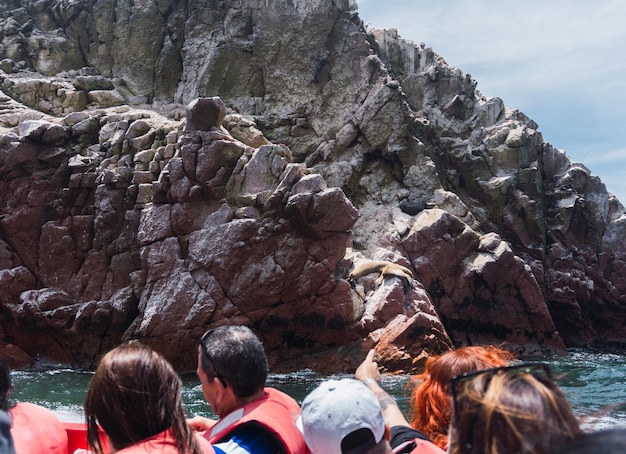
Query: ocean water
xmin=8 ymin=349 xmax=626 ymax=431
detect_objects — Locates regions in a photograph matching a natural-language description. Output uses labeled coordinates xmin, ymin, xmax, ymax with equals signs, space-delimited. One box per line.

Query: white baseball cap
xmin=299 ymin=378 xmax=386 ymax=454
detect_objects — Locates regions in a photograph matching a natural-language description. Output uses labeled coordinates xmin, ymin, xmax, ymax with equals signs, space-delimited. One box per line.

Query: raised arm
xmin=354 ymin=349 xmax=411 ymax=428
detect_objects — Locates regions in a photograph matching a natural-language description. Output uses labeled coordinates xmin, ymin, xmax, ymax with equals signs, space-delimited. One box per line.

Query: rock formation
xmin=0 ymin=0 xmax=624 ymax=373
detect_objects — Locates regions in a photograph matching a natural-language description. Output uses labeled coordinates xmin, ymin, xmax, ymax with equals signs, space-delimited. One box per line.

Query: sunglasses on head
xmin=450 ymin=363 xmax=552 ymax=416
xmin=200 ymin=329 xmax=227 ymax=388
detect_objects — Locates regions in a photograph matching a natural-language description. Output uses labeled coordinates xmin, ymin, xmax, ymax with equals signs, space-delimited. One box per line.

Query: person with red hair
xmin=408 ymin=346 xmax=514 ymax=449
xmin=356 ymin=346 xmax=514 ymax=451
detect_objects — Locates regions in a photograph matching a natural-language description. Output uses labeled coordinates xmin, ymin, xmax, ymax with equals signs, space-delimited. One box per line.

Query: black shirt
xmin=390 ymin=425 xmax=431 ymax=454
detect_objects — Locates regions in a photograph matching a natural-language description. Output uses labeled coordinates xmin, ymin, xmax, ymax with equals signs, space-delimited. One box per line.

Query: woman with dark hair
xmin=0 ymin=356 xmax=67 ymax=454
xmin=448 ymin=363 xmax=581 ymax=454
xmin=84 ymin=342 xmax=214 ymax=454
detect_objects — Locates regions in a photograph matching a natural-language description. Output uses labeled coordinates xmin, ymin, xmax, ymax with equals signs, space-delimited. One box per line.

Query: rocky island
xmin=0 ymin=0 xmax=624 ymax=373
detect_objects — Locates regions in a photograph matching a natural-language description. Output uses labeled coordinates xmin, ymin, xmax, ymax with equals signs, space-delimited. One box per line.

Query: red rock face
xmin=0 ymin=97 xmax=452 ymax=373
xmin=0 ymin=94 xmax=621 ymax=373
xmin=1 ymin=0 xmax=625 ymax=373
xmin=401 ymin=210 xmax=565 ymax=355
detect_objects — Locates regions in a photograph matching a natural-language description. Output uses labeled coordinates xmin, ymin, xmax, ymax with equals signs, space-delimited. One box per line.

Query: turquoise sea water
xmin=9 ymin=349 xmax=626 ymax=431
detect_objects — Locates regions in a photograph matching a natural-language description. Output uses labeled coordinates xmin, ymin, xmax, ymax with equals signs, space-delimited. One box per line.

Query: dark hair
xmin=0 ymin=357 xmax=12 ymax=412
xmin=84 ymin=343 xmax=201 ymax=454
xmin=552 ymin=429 xmax=626 ymax=454
xmin=199 ymin=325 xmax=268 ymax=398
xmin=448 ymin=363 xmax=581 ymax=454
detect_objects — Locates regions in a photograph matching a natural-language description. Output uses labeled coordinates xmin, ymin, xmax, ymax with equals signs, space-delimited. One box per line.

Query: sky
xmin=356 ymin=0 xmax=626 ymax=205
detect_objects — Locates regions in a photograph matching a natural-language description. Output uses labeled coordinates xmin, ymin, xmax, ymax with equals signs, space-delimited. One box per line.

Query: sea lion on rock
xmin=348 ymin=260 xmax=413 ymax=286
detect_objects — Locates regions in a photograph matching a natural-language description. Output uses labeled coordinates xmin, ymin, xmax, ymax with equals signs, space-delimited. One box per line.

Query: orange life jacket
xmin=116 ymin=429 xmax=215 ymax=454
xmin=10 ymin=402 xmax=68 ymax=454
xmin=204 ymin=388 xmax=307 ymax=454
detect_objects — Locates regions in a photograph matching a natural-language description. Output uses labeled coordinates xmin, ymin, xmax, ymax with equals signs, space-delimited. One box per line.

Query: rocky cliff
xmin=0 ymin=0 xmax=624 ymax=373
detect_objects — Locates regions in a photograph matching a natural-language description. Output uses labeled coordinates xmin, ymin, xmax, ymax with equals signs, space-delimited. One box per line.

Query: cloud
xmin=570 ymin=146 xmax=626 ymax=165
xmin=356 ymin=0 xmax=626 ymax=203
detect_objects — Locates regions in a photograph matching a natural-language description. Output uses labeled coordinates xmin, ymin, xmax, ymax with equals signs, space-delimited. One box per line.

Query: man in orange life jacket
xmin=299 ymin=379 xmax=445 ymax=454
xmin=189 ymin=325 xmax=307 ymax=454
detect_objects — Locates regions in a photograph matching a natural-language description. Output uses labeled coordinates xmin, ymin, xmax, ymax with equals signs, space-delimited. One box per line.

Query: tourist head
xmin=198 ymin=325 xmax=268 ymax=401
xmin=0 ymin=357 xmax=11 ymax=412
xmin=84 ymin=342 xmax=199 ymax=454
xmin=448 ymin=363 xmax=581 ymax=454
xmin=409 ymin=345 xmax=513 ymax=449
xmin=300 ymin=378 xmax=389 ymax=454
